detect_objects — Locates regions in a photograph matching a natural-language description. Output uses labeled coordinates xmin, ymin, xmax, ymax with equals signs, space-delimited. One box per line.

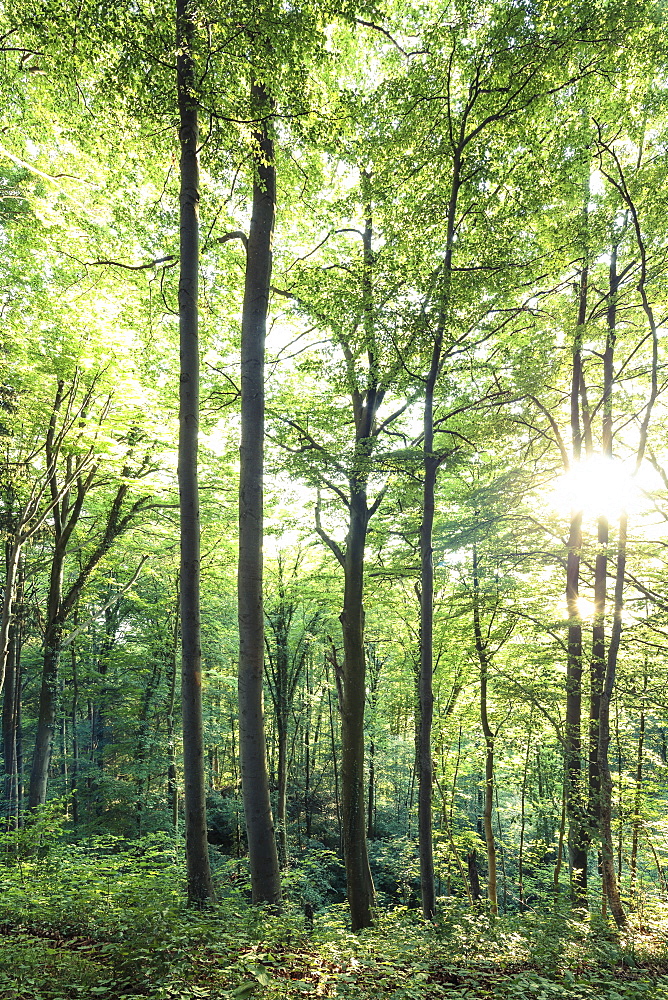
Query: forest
xmin=2 ymin=0 xmax=668 ymax=997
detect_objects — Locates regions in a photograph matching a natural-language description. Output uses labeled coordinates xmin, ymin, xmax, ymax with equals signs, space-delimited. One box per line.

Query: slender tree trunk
xmin=416 ymin=151 xmax=461 ymax=922
xmin=473 ymin=544 xmax=498 ymax=916
xmin=630 ymin=669 xmax=647 ymax=899
xmin=589 ymin=247 xmax=617 ymax=843
xmin=176 ymin=0 xmax=215 ymax=905
xmin=327 ymin=680 xmax=342 ymax=856
xmin=518 ymin=729 xmax=532 ymax=911
xmin=566 ymin=265 xmax=589 ymax=907
xmin=0 ymin=540 xmax=21 ymax=698
xmin=566 ymin=507 xmax=588 ymax=905
xmin=615 ymin=698 xmax=624 ymax=882
xmin=2 ymin=540 xmax=22 ymax=828
xmin=91 ymin=607 xmax=114 ymax=816
xmin=589 ymin=510 xmax=608 ymax=831
xmin=29 ymin=615 xmax=63 ymax=809
xmin=367 ymin=736 xmax=375 ymax=841
xmin=340 ymin=488 xmax=375 ymax=929
xmin=554 ymin=779 xmax=568 ymax=902
xmin=495 ymin=786 xmax=507 ymax=913
xmin=237 ymin=79 xmax=281 ymax=908
xmin=2 ymin=622 xmax=18 ymax=829
xmin=598 ymin=513 xmax=627 ymax=928
xmin=266 ymin=593 xmax=290 ymax=866
xmin=276 ymin=718 xmax=288 ymax=863
xmin=71 ymin=642 xmax=79 ymax=828
xmin=418 ymin=441 xmax=437 ymax=919
xmin=167 ymin=586 xmax=179 ymax=831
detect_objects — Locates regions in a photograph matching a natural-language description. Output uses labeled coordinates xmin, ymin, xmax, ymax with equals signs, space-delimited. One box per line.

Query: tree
xmin=237 ymin=77 xmax=282 ymax=908
xmin=264 ymin=552 xmax=319 ymax=864
xmin=176 ymin=0 xmax=216 ymax=905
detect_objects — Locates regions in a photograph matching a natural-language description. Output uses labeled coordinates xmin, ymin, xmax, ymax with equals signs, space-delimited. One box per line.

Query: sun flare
xmin=547 ymin=455 xmax=657 ymax=522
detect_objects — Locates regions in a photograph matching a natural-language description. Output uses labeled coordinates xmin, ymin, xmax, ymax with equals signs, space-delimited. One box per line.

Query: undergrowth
xmin=1 ymin=823 xmax=668 ymax=1000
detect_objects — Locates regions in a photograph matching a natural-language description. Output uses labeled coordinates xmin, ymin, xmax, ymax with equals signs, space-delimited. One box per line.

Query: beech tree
xmin=176 ymin=0 xmax=216 ymax=904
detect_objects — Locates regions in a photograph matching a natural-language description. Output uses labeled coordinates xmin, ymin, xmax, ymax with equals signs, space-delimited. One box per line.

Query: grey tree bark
xmin=237 ymin=79 xmax=281 ymax=908
xmin=176 ymin=0 xmax=216 ymax=905
xmin=472 ymin=542 xmax=498 ymax=917
xmin=565 ymin=266 xmax=589 ymax=907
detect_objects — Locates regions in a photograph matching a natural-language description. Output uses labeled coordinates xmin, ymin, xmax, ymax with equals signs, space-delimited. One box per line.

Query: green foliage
xmin=281 ymin=842 xmax=347 ymax=909
xmin=0 ymin=843 xmax=667 ymax=999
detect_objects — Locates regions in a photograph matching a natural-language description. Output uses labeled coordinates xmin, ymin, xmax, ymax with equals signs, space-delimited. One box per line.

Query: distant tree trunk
xmin=264 ymin=559 xmax=313 ymax=867
xmin=565 ymin=504 xmax=589 ymax=906
xmin=237 ymin=79 xmax=281 ymax=908
xmin=29 ymin=610 xmax=64 ymax=809
xmin=367 ymin=735 xmax=375 ymax=841
xmin=167 ymin=587 xmax=179 ymax=831
xmin=589 ymin=248 xmax=618 ymax=848
xmin=554 ymin=779 xmax=568 ymax=901
xmin=70 ymin=642 xmax=79 ymax=827
xmin=303 ymin=655 xmax=313 ymax=841
xmin=29 ymin=380 xmax=86 ymax=809
xmin=495 ymin=786 xmax=507 ymax=912
xmin=365 ymin=645 xmax=382 ymax=843
xmin=630 ymin=670 xmax=647 ymax=899
xmin=2 ymin=620 xmax=19 ymax=829
xmin=326 ymin=677 xmax=342 ymax=855
xmin=29 ymin=393 xmax=144 ymax=808
xmin=467 ymin=849 xmax=482 ymax=902
xmin=472 ymin=544 xmax=498 ymax=916
xmin=176 ymin=0 xmax=215 ymax=905
xmin=136 ymin=658 xmax=162 ymax=837
xmin=91 ymin=603 xmax=116 ymax=815
xmin=563 ymin=258 xmax=591 ymax=907
xmin=276 ymin=717 xmax=288 ymax=860
xmin=598 ymin=512 xmax=627 ymax=928
xmin=0 ymin=540 xmax=21 ymax=698
xmin=518 ymin=728 xmax=532 ymax=911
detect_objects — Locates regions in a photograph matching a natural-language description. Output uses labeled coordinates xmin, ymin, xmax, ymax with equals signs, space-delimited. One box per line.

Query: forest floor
xmin=1 ymin=832 xmax=667 ymax=1000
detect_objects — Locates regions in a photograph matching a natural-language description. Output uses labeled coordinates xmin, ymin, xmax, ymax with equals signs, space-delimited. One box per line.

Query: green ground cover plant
xmin=1 ymin=833 xmax=667 ymax=1000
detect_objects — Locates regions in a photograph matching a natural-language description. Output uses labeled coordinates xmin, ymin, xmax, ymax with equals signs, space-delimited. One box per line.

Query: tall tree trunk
xmin=598 ymin=513 xmax=627 ymax=927
xmin=566 ymin=266 xmax=589 ymax=906
xmin=0 ymin=540 xmax=21 ymax=698
xmin=29 ymin=599 xmax=64 ymax=809
xmin=2 ymin=622 xmax=19 ymax=829
xmin=176 ymin=0 xmax=215 ymax=905
xmin=630 ymin=668 xmax=647 ymax=899
xmin=418 ymin=440 xmax=437 ymax=919
xmin=518 ymin=728 xmax=532 ymax=911
xmin=237 ymin=79 xmax=281 ymax=908
xmin=340 ymin=488 xmax=375 ymax=929
xmin=589 ymin=247 xmax=618 ymax=841
xmin=473 ymin=543 xmax=498 ymax=916
xmin=276 ymin=717 xmax=288 ymax=862
xmin=416 ymin=150 xmax=461 ymax=922
xmin=367 ymin=735 xmax=375 ymax=841
xmin=167 ymin=586 xmax=179 ymax=832
xmin=327 ymin=679 xmax=342 ymax=856
xmin=70 ymin=642 xmax=79 ymax=827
